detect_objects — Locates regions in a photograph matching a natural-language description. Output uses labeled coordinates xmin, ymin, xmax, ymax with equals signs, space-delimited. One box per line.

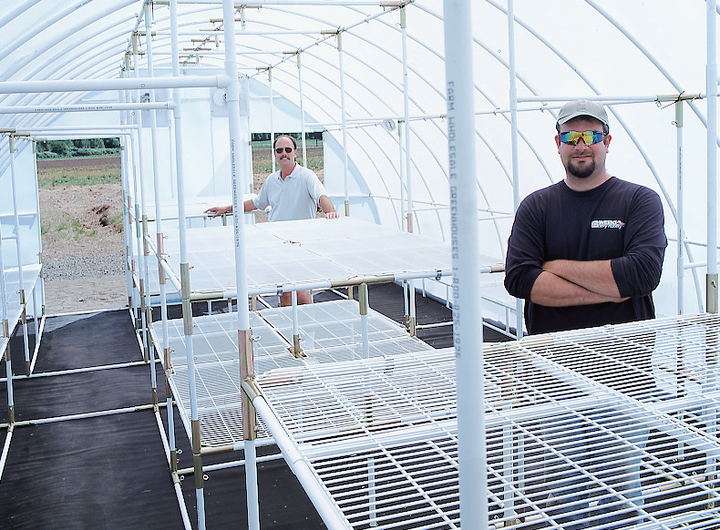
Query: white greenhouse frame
xmin=2 ymin=1 xmax=720 ymax=529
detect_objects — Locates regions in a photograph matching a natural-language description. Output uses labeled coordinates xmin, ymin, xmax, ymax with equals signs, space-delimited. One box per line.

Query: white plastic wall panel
xmin=0 ymin=139 xmax=41 ymax=272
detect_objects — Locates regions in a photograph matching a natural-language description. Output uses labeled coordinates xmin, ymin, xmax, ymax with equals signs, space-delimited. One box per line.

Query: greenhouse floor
xmin=0 ymin=283 xmax=484 ymax=529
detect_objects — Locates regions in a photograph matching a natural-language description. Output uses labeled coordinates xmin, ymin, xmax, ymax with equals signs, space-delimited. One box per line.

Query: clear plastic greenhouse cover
xmin=4 ymin=2 xmax=720 ymax=530
xmin=0 ymin=0 xmax=717 ymax=316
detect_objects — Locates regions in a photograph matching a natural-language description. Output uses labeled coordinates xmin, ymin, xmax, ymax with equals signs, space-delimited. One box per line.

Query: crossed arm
xmin=530 ymin=259 xmax=629 ymax=307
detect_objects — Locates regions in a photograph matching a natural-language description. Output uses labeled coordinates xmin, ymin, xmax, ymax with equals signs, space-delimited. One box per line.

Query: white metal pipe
xmin=1 ymin=359 xmax=156 ymax=382
xmin=119 ymin=88 xmax=135 ymax=318
xmin=8 ymin=137 xmax=30 ymax=374
xmin=401 ymin=6 xmax=413 ymax=233
xmin=133 ymin=44 xmax=152 ymax=391
xmin=338 ymin=32 xmax=350 ymax=216
xmin=269 ymin=68 xmax=276 ymax=174
xmin=20 ymin=125 xmax=139 ymax=132
xmin=152 ymin=406 xmax=193 ymax=530
xmin=222 ymin=0 xmax=258 ymax=527
xmin=158 ymin=249 xmax=183 ymax=292
xmin=30 ymin=287 xmax=40 ymax=364
xmin=443 ymin=1 xmax=488 ymax=529
xmin=173 ymin=0 xmax=391 ymax=4
xmin=677 ymin=101 xmax=685 ymax=314
xmin=224 ymin=3 xmax=251 ymax=363
xmin=170 ymin=1 xmax=205 ymax=527
xmin=0 ymin=75 xmax=230 ymax=95
xmin=250 ymin=392 xmax=350 ymax=529
xmin=398 ymin=124 xmax=406 ymax=231
xmin=297 ymin=54 xmax=308 ymax=167
xmin=707 ymin=0 xmax=718 ymax=311
xmin=0 ymin=102 xmax=176 ymax=114
xmin=144 ymin=1 xmax=161 ymax=400
xmin=359 ymin=283 xmax=370 ymax=359
xmin=291 ymin=290 xmax=299 ymax=346
xmin=124 ymin=107 xmax=138 ymax=321
xmin=0 ymin=211 xmax=9 ymax=329
xmin=0 ymin=425 xmax=14 ymax=482
xmin=129 ymin=126 xmax=143 ymax=320
xmin=3 ymin=345 xmax=13 ymax=428
xmin=178 ymin=451 xmax=283 ymax=475
xmin=508 ymin=0 xmax=523 ymax=339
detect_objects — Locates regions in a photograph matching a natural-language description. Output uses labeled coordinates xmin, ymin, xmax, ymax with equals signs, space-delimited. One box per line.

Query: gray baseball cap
xmin=557 ymin=99 xmax=609 ymax=130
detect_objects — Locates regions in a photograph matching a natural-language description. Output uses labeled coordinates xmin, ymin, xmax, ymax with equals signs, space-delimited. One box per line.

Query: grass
xmin=37 ymin=165 xmax=121 ymax=189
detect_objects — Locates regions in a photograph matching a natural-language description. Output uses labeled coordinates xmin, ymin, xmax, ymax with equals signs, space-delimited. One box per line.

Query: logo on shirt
xmin=591 ymin=219 xmax=625 ymax=229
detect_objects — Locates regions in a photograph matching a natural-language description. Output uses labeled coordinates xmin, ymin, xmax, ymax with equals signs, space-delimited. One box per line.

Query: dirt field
xmin=37 ymin=156 xmax=121 ymax=170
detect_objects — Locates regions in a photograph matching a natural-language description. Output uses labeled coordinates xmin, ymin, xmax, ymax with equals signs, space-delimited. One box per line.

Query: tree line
xmin=36 ymin=132 xmax=323 ymax=159
xmin=36 ymin=138 xmax=121 ymax=159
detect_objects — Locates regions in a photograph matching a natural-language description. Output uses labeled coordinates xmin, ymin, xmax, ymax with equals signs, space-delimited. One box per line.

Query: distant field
xmin=36 ymin=142 xmax=324 ymax=188
xmin=37 ymin=156 xmax=121 ymax=188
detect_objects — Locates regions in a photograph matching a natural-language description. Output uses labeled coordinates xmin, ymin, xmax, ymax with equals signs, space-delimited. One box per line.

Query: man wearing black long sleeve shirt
xmin=504 ymin=100 xmax=668 ymax=529
xmin=504 ymin=99 xmax=667 ymax=335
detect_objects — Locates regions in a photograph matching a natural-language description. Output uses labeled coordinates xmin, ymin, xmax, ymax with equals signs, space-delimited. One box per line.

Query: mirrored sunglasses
xmin=559 ymin=131 xmax=606 ymax=146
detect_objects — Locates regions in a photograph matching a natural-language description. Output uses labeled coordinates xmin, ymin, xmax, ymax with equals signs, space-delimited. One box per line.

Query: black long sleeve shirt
xmin=504 ymin=177 xmax=667 ymax=335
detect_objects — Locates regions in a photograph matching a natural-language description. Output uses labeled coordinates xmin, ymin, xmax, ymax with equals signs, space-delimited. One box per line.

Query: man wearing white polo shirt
xmin=205 ymin=134 xmax=338 ymax=305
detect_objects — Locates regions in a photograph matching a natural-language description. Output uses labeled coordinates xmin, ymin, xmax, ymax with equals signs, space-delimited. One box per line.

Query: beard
xmin=566 ymin=156 xmax=596 ymax=179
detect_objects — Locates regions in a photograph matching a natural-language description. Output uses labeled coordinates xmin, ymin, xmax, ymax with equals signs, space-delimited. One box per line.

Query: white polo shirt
xmin=252 ymin=164 xmax=328 ymax=222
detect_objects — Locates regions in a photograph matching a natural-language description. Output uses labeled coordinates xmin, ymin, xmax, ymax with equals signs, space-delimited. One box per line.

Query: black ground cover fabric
xmin=0 ymin=310 xmax=328 ymax=529
xmin=0 ymin=286 xmax=477 ymax=529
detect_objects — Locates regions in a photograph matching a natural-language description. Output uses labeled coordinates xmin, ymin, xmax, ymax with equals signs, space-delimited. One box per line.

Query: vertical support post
xmin=133 ymin=34 xmax=151 ymax=363
xmin=359 ymin=283 xmax=370 ymax=359
xmin=297 ymin=53 xmax=308 ymax=167
xmin=30 ymin=138 xmax=45 ymax=335
xmin=401 ymin=6 xmax=413 ymax=234
xmin=291 ymin=290 xmax=302 ymax=356
xmin=119 ymin=86 xmax=136 ymax=315
xmin=130 ymin=126 xmax=144 ymax=333
xmin=338 ymin=31 xmax=350 ymax=216
xmin=443 ymin=1 xmax=488 ymax=529
xmin=8 ymin=135 xmax=31 ymax=376
xmin=676 ymin=101 xmax=685 ymax=314
xmin=3 ymin=341 xmax=12 ymax=425
xmin=144 ymin=0 xmax=160 ymax=409
xmin=705 ymin=325 xmax=718 ymax=508
xmin=167 ymin=378 xmax=178 ymax=473
xmin=222 ymin=1 xmax=259 ymax=527
xmin=269 ymin=68 xmax=275 ymax=174
xmin=142 ymin=214 xmax=152 ymax=363
xmin=169 ymin=1 xmax=205 ymax=527
xmin=240 ymin=329 xmax=255 ymax=441
xmin=240 ymin=328 xmax=260 ymax=528
xmin=707 ymin=0 xmax=718 ymax=313
xmin=398 ymin=122 xmax=406 ymax=231
xmin=0 ymin=220 xmax=13 ymax=425
xmin=508 ymin=0 xmax=523 ymax=339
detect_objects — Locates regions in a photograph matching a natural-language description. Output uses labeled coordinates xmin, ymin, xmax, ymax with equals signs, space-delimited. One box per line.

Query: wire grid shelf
xmin=255 ymin=313 xmax=720 ymax=529
xmin=150 ymin=218 xmax=467 ymax=296
xmin=159 ymin=300 xmax=433 ymax=447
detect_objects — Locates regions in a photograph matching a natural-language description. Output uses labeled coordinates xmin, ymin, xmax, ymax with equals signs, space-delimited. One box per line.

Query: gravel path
xmin=43 ymin=254 xmax=125 ymax=281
